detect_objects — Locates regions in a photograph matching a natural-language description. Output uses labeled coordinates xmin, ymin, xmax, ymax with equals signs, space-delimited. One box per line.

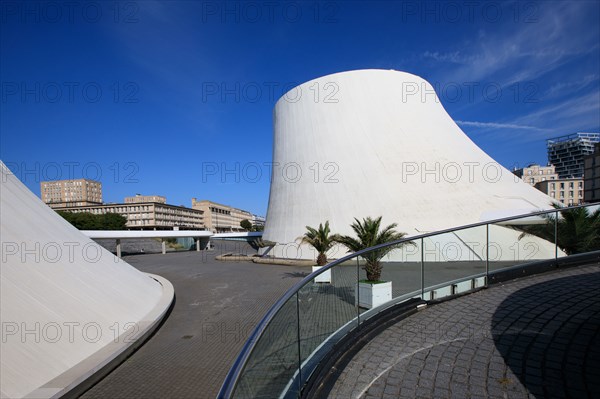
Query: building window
xmin=560 ymin=183 xmax=565 ymax=189
xmin=529 ymin=178 xmax=535 ymax=184
xmin=551 ymin=183 xmax=555 ymax=189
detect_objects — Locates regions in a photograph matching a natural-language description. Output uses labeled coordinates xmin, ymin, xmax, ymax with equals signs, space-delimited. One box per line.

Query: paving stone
xmin=365 ymin=384 xmax=384 ymax=396
xmin=329 ymin=264 xmax=600 ymax=399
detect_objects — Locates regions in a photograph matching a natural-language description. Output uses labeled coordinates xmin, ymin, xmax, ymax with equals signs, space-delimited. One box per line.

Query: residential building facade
xmin=252 ymin=214 xmax=266 ymax=227
xmin=125 ymin=194 xmax=167 ymax=204
xmin=512 ymin=164 xmax=558 ymax=186
xmin=40 ymin=178 xmax=102 ymax=208
xmin=547 ymin=132 xmax=600 ymax=178
xmin=534 ymin=178 xmax=584 ymax=206
xmin=191 ymin=198 xmax=253 ymax=233
xmin=53 ymin=202 xmax=204 ymax=230
xmin=583 ymin=143 xmax=600 ymax=203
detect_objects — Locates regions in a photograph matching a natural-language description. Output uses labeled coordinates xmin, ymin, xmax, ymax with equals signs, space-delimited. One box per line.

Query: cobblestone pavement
xmin=330 ymin=264 xmax=600 ymax=399
xmin=80 ymin=244 xmax=310 ymax=399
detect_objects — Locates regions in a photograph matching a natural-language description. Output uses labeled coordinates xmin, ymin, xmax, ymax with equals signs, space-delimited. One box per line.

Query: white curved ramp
xmin=263 ymin=70 xmax=557 ymax=260
xmin=0 ymin=161 xmax=173 ymax=398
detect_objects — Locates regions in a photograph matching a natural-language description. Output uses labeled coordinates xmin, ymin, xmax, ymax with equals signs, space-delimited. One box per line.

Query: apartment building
xmin=191 ymin=198 xmax=253 ymax=233
xmin=534 ymin=178 xmax=584 ymax=206
xmin=125 ymin=194 xmax=167 ymax=204
xmin=53 ymin=202 xmax=204 ymax=230
xmin=252 ymin=214 xmax=266 ymax=227
xmin=40 ymin=178 xmax=102 ymax=208
xmin=583 ymin=143 xmax=600 ymax=203
xmin=512 ymin=164 xmax=558 ymax=186
xmin=547 ymin=132 xmax=600 ymax=178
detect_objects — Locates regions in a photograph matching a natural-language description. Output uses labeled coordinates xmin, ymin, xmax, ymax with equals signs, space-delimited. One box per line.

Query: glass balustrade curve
xmin=219 ymin=204 xmax=600 ymax=398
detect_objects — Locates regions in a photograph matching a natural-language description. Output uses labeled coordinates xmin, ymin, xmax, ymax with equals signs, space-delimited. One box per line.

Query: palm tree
xmin=335 ymin=216 xmax=408 ymax=281
xmin=300 ymin=221 xmax=337 ymax=266
xmin=516 ymin=204 xmax=600 ymax=255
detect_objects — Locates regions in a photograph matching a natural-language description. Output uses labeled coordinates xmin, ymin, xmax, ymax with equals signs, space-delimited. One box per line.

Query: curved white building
xmin=0 ymin=161 xmax=174 ymax=398
xmin=262 ymin=70 xmax=557 ymax=260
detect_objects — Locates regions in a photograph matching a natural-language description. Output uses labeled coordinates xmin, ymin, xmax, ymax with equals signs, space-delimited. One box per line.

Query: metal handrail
xmin=218 ymin=204 xmax=597 ymax=398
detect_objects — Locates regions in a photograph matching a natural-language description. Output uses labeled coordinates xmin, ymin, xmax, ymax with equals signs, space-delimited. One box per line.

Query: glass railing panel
xmin=489 ymin=212 xmax=556 ymax=272
xmin=232 ymin=294 xmax=300 ymax=399
xmin=224 ymin=205 xmax=600 ymax=399
xmin=423 ymin=225 xmax=487 ymax=299
xmin=355 ymin=242 xmax=422 ymax=312
xmin=297 ymin=256 xmax=359 ymax=383
xmin=378 ymin=243 xmax=422 ymax=300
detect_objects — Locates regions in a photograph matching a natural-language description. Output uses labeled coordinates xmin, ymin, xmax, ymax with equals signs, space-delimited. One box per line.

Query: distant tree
xmin=252 ymin=224 xmax=264 ymax=232
xmin=56 ymin=211 xmax=98 ymax=229
xmin=240 ymin=219 xmax=253 ymax=231
xmin=56 ymin=211 xmax=127 ymax=230
xmin=101 ymin=213 xmax=127 ymax=230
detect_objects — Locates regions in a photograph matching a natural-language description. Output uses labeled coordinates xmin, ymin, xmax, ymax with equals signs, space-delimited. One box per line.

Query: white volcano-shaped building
xmin=262 ymin=70 xmax=557 ymax=260
xmin=0 ymin=161 xmax=174 ymax=398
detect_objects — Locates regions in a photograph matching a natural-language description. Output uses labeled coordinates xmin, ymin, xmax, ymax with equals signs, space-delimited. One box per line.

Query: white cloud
xmin=513 ymin=90 xmax=600 ymax=134
xmin=421 ymin=51 xmax=470 ymax=64
xmin=456 ymin=120 xmax=549 ymax=132
xmin=543 ymin=74 xmax=600 ymax=98
xmin=422 ymin=2 xmax=599 ymax=86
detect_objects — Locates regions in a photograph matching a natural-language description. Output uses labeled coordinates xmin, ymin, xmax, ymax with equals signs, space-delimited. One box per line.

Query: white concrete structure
xmin=212 ymin=232 xmax=263 ymax=239
xmin=263 ymin=70 xmax=559 ymax=261
xmin=82 ymin=230 xmax=213 ymax=256
xmin=0 ymin=161 xmax=174 ymax=398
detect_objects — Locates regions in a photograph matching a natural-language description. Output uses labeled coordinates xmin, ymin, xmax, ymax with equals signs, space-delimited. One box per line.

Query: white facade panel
xmin=0 ymin=162 xmax=168 ymax=398
xmin=262 ymin=70 xmax=557 ymax=260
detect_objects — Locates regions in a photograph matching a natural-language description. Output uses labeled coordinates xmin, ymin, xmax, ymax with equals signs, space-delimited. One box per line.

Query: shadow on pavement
xmin=491 ymin=272 xmax=600 ymax=398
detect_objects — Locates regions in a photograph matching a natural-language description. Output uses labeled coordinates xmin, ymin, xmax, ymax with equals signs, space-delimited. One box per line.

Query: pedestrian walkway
xmin=329 ymin=264 xmax=600 ymax=399
xmin=80 ymin=245 xmax=309 ymax=399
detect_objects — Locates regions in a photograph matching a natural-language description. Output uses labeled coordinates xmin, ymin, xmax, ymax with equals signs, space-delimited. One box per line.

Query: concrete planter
xmin=312 ymin=266 xmax=332 ymax=283
xmin=356 ymin=281 xmax=392 ymax=309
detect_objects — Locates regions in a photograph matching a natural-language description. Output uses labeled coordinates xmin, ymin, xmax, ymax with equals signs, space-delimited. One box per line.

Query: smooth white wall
xmin=262 ymin=70 xmax=556 ymax=260
xmin=0 ymin=162 xmax=164 ymax=398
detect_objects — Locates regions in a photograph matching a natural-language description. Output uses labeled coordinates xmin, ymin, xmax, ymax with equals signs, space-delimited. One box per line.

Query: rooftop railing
xmin=219 ymin=204 xmax=600 ymax=398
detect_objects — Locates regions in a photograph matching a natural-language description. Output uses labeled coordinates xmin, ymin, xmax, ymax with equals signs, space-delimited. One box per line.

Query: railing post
xmin=485 ymin=224 xmax=489 ymax=287
xmin=356 ymin=257 xmax=360 ymax=325
xmin=555 ymin=210 xmax=558 ymax=261
xmin=295 ymin=292 xmax=302 ymax=395
xmin=420 ymin=238 xmax=425 ymax=299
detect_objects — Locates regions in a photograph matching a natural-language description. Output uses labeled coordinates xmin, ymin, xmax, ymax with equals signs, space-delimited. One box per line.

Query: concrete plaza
xmin=81 ymin=243 xmax=308 ymax=399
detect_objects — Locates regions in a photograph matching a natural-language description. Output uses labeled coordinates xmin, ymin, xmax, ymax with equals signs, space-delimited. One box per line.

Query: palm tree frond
xmin=334 ymin=216 xmax=409 ymax=281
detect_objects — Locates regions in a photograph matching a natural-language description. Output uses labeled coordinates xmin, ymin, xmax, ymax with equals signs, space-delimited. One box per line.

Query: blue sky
xmin=1 ymin=0 xmax=599 ymax=216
